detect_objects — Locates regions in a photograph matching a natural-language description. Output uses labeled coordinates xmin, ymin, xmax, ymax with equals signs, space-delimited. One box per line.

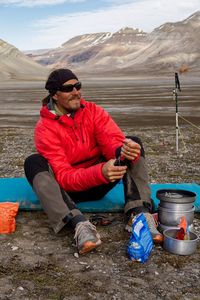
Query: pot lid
xmin=156 ymin=189 xmax=196 ymax=203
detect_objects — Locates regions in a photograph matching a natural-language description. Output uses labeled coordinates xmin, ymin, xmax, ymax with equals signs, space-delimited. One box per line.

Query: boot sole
xmin=79 ymin=240 xmax=102 ymax=255
xmin=153 ymin=234 xmax=163 ymax=244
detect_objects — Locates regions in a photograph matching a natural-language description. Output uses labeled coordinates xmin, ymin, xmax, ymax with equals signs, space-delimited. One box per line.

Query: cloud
xmin=0 ymin=0 xmax=85 ymax=7
xmin=29 ymin=0 xmax=200 ymax=49
xmin=4 ymin=0 xmax=197 ymax=49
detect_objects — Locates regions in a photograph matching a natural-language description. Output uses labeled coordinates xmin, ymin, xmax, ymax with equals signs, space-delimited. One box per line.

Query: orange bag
xmin=0 ymin=202 xmax=19 ymax=234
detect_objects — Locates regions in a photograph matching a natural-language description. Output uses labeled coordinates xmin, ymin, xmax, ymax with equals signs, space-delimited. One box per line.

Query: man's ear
xmin=52 ymin=93 xmax=58 ymax=101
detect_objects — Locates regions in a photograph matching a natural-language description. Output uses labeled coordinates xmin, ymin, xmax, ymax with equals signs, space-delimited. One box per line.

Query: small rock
xmin=85 ymin=265 xmax=90 ymax=269
xmin=11 ymin=246 xmax=19 ymax=251
xmin=79 ymin=261 xmax=87 ymax=265
xmin=74 ymin=252 xmax=79 ymax=258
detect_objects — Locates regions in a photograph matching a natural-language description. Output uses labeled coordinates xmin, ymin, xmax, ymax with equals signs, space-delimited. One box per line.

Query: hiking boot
xmin=125 ymin=212 xmax=163 ymax=244
xmin=144 ymin=212 xmax=163 ymax=244
xmin=125 ymin=213 xmax=134 ymax=233
xmin=74 ymin=220 xmax=101 ymax=254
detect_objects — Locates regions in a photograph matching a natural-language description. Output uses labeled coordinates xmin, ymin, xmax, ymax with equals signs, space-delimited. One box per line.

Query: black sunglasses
xmin=58 ymin=81 xmax=82 ymax=93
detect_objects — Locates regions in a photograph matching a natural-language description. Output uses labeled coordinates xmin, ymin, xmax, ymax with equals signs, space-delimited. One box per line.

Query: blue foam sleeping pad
xmin=0 ymin=178 xmax=199 ymax=212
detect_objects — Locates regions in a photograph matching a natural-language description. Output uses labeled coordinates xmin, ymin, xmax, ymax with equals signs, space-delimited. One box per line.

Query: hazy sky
xmin=0 ymin=0 xmax=199 ymax=50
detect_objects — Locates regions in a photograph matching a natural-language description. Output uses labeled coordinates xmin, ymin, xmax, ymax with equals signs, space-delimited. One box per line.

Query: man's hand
xmin=121 ymin=138 xmax=141 ymax=161
xmin=102 ymin=159 xmax=127 ymax=182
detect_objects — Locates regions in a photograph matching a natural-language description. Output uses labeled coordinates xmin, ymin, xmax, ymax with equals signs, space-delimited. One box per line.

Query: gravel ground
xmin=0 ymin=125 xmax=199 ymax=300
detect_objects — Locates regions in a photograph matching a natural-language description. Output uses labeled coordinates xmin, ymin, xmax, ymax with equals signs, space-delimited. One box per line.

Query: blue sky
xmin=0 ymin=0 xmax=199 ymax=51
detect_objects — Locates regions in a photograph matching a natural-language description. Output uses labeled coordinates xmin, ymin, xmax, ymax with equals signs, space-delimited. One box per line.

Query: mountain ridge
xmin=26 ymin=11 xmax=200 ymax=76
xmin=1 ymin=11 xmax=200 ymax=79
xmin=0 ymin=39 xmax=48 ymax=80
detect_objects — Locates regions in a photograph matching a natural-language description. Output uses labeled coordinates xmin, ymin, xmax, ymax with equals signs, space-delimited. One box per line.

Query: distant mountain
xmin=24 ymin=48 xmax=53 ymax=55
xmin=135 ymin=10 xmax=200 ymax=75
xmin=27 ymin=32 xmax=113 ymax=68
xmin=10 ymin=11 xmax=200 ymax=77
xmin=0 ymin=39 xmax=48 ymax=80
xmin=29 ymin=27 xmax=150 ymax=74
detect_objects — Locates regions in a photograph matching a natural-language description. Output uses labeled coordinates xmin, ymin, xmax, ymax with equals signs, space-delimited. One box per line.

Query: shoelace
xmin=144 ymin=213 xmax=159 ymax=233
xmin=74 ymin=221 xmax=98 ymax=245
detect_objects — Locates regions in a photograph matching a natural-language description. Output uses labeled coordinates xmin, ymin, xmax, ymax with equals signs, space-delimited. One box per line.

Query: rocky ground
xmin=0 ymin=125 xmax=199 ymax=300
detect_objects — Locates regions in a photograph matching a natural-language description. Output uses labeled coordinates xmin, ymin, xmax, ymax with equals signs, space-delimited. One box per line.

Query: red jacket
xmin=35 ymin=98 xmax=125 ymax=192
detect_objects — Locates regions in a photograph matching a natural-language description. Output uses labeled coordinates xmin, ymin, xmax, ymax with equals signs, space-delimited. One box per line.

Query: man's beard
xmin=67 ymin=95 xmax=81 ymax=112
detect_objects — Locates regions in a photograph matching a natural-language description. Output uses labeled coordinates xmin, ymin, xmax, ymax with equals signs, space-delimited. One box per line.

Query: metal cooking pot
xmin=156 ymin=189 xmax=196 ymax=204
xmin=158 ymin=222 xmax=194 ymax=234
xmin=159 ymin=201 xmax=193 ymax=211
xmin=158 ymin=222 xmax=178 ymax=233
xmin=158 ymin=205 xmax=194 ymax=226
xmin=163 ymin=229 xmax=199 ymax=255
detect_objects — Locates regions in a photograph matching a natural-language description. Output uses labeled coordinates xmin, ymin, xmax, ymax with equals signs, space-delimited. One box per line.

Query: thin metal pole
xmin=175 ymin=89 xmax=179 ymax=153
xmin=174 ymin=73 xmax=181 ymax=153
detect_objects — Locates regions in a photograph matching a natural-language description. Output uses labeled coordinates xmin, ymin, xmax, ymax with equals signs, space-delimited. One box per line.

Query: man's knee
xmin=24 ymin=154 xmax=49 ymax=185
xmin=126 ymin=136 xmax=145 ymax=157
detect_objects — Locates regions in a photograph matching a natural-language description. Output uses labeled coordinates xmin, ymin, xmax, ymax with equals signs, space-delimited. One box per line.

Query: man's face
xmin=53 ymin=79 xmax=81 ymax=114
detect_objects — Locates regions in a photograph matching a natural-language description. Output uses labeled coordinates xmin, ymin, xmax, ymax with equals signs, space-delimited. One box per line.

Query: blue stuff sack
xmin=127 ymin=213 xmax=153 ymax=263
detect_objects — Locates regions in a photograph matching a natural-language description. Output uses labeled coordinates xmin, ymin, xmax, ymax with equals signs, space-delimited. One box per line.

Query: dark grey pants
xmin=24 ymin=137 xmax=151 ymax=233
